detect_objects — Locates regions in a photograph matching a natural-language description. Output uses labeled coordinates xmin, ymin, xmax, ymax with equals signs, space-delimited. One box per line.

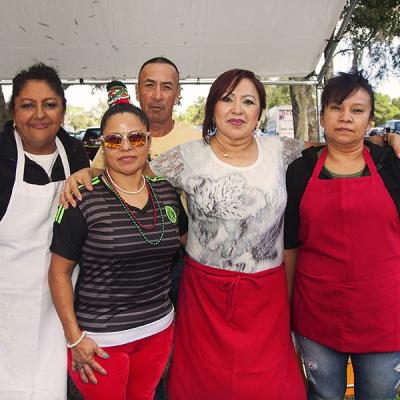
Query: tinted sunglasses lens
xmin=128 ymin=133 xmax=147 ymax=147
xmin=103 ymin=135 xmax=123 ymax=149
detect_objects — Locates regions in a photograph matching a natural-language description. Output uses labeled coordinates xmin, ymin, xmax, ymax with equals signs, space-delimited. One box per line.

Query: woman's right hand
xmin=71 ymin=336 xmax=109 ymax=384
xmin=60 ymin=167 xmax=94 ymax=208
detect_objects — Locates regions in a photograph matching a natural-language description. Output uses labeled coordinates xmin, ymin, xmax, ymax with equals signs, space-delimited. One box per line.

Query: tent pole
xmin=316 ymin=0 xmax=359 ymax=84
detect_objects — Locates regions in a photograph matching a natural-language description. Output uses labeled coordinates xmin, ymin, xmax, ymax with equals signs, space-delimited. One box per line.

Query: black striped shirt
xmin=51 ymin=176 xmax=185 ymax=333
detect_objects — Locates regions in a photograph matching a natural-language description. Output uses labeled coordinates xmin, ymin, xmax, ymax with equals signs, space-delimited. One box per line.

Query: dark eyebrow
xmin=18 ymin=97 xmax=58 ymax=102
xmin=143 ymin=78 xmax=175 ymax=86
xmin=351 ymin=102 xmax=369 ymax=106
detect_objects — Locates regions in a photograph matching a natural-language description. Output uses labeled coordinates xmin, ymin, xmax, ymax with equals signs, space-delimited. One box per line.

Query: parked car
xmin=368 ymin=126 xmax=385 ymax=136
xmin=82 ymin=127 xmax=101 ymax=160
xmin=75 ymin=129 xmax=86 ymax=140
xmin=385 ymin=120 xmax=400 ymax=134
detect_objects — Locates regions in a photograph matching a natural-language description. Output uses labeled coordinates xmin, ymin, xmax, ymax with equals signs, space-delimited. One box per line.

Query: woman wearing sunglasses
xmin=49 ymin=81 xmax=186 ymax=400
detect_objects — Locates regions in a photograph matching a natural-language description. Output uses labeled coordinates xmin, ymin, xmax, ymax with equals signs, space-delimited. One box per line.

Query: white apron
xmin=0 ymin=131 xmax=70 ymax=400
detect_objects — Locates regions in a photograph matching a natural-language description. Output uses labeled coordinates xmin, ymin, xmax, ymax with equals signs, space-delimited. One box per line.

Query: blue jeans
xmin=295 ymin=332 xmax=400 ymax=400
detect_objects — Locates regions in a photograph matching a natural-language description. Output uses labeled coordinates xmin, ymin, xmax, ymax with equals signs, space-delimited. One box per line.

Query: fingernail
xmin=103 ymin=352 xmax=110 ymax=359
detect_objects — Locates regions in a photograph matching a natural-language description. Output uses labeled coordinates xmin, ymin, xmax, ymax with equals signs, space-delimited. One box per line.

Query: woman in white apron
xmin=0 ymin=63 xmax=89 ymax=400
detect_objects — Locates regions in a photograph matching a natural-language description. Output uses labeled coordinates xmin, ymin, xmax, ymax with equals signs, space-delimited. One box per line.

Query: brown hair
xmin=202 ymin=69 xmax=266 ymax=142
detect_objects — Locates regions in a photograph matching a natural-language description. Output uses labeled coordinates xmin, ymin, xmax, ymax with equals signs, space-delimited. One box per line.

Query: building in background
xmin=265 ymin=105 xmax=294 ymax=138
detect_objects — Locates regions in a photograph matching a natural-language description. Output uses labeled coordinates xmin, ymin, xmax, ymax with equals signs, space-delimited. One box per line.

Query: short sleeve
xmin=150 ymin=145 xmax=185 ymax=189
xmin=280 ymin=137 xmax=303 ymax=168
xmin=50 ymin=204 xmax=88 ymax=261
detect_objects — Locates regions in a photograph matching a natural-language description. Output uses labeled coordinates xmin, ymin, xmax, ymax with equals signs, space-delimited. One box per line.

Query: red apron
xmin=168 ymin=257 xmax=306 ymax=400
xmin=293 ymin=146 xmax=400 ymax=353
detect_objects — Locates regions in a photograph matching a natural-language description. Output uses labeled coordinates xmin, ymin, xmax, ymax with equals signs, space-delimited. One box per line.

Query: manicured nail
xmin=103 ymin=352 xmax=110 ymax=359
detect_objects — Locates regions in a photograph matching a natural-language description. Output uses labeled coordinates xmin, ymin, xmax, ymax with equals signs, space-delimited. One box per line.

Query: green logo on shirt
xmin=165 ymin=206 xmax=177 ymax=224
xmin=147 ymin=175 xmax=166 ymax=182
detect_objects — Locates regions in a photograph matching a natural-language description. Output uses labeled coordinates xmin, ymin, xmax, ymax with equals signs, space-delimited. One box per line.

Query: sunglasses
xmin=101 ymin=132 xmax=150 ymax=150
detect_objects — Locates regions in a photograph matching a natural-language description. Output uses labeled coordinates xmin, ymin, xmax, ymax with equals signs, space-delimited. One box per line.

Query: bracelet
xmin=67 ymin=331 xmax=86 ymax=348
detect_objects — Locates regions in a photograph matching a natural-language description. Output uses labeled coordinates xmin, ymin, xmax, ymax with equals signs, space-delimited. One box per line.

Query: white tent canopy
xmin=0 ymin=0 xmax=347 ymax=82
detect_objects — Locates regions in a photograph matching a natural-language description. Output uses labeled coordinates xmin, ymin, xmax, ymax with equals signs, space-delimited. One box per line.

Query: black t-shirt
xmin=51 ymin=175 xmax=188 ymax=333
xmin=284 ymin=143 xmax=400 ymax=249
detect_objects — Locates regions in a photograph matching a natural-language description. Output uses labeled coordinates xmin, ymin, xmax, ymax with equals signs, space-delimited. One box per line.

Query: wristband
xmin=67 ymin=331 xmax=86 ymax=348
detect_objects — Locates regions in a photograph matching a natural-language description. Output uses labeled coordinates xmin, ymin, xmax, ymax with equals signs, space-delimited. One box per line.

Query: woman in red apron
xmin=149 ymin=69 xmax=306 ymax=399
xmin=285 ymin=70 xmax=400 ymax=399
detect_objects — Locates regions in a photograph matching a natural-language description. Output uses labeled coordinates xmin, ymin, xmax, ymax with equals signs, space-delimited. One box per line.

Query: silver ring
xmin=76 ymin=363 xmax=83 ymax=371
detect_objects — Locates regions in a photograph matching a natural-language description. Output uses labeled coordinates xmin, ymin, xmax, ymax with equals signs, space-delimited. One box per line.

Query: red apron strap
xmin=312 ymin=147 xmax=328 ymax=178
xmin=362 ymin=146 xmax=378 ymax=176
xmin=313 ymin=146 xmax=377 ymax=178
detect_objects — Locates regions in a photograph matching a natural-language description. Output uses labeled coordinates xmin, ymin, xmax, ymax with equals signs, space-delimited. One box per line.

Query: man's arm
xmin=284 ymin=248 xmax=298 ymax=302
xmin=60 ymin=167 xmax=103 ymax=207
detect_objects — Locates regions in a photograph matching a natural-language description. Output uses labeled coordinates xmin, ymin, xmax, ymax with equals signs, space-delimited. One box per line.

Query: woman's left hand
xmin=71 ymin=336 xmax=109 ymax=384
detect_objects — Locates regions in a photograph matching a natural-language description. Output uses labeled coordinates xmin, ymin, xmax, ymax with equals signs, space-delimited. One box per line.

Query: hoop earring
xmin=253 ymin=127 xmax=262 ymax=136
xmin=207 ymin=121 xmax=217 ymax=137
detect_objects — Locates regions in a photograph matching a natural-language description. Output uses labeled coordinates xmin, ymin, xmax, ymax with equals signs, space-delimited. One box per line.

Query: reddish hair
xmin=202 ymin=69 xmax=266 ymax=142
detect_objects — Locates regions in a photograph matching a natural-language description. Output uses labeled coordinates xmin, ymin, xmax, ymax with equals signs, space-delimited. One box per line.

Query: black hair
xmin=100 ymin=80 xmax=150 ymax=133
xmin=10 ymin=63 xmax=66 ymax=113
xmin=321 ymin=70 xmax=374 ymax=119
xmin=138 ymin=57 xmax=179 ymax=79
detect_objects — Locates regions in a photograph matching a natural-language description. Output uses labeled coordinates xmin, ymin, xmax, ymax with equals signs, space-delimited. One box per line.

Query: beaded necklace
xmin=105 ymin=168 xmax=146 ymax=194
xmin=103 ymin=172 xmax=165 ymax=246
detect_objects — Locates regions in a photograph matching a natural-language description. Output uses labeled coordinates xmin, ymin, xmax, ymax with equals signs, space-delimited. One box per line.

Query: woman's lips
xmin=228 ymin=119 xmax=245 ymax=126
xmin=118 ymin=156 xmax=137 ymax=162
xmin=31 ymin=123 xmax=50 ymax=129
xmin=335 ymin=127 xmax=353 ymax=133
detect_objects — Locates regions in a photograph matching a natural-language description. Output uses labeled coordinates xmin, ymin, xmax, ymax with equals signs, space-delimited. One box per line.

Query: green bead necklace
xmin=103 ymin=173 xmax=165 ymax=246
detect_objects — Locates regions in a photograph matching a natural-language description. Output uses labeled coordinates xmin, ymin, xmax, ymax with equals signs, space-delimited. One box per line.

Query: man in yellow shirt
xmin=92 ymin=57 xmax=200 ymax=167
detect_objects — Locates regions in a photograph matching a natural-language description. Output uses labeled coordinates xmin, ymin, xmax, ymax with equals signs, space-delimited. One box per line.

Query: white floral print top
xmin=151 ymin=136 xmax=301 ymax=273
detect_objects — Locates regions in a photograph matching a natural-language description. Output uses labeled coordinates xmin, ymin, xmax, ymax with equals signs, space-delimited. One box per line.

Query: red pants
xmin=68 ymin=324 xmax=173 ymax=400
